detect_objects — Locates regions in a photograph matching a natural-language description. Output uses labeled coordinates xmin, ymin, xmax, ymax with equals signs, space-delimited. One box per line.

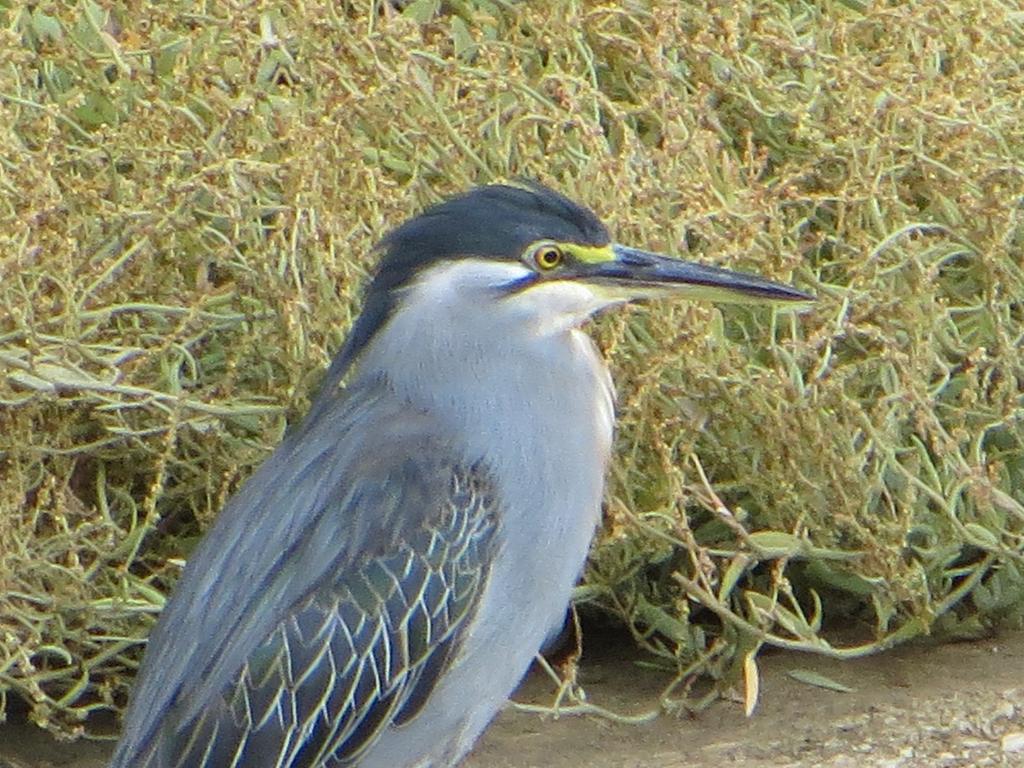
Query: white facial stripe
xmin=409 ymin=259 xmax=533 ymax=296
xmin=402 ymin=258 xmax=624 ymax=337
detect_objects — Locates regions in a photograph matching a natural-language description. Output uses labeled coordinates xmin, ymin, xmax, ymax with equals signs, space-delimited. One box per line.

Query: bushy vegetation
xmin=1 ymin=0 xmax=1021 ymax=736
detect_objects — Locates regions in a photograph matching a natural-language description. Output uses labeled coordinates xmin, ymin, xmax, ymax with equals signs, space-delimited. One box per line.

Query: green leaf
xmin=635 ymin=597 xmax=692 ymax=643
xmin=30 ymin=9 xmax=64 ymax=44
xmin=451 ymin=17 xmax=475 ymax=60
xmin=718 ymin=553 xmax=752 ymax=600
xmin=745 ymin=591 xmax=815 ymax=639
xmin=748 ymin=530 xmax=804 ymax=558
xmin=74 ymin=91 xmax=118 ymax=128
xmin=804 ymin=560 xmax=879 ymax=597
xmin=786 ymin=669 xmax=854 ymax=693
xmin=963 ymin=522 xmax=1000 ymax=550
xmin=403 ymin=0 xmax=441 ymax=24
xmin=154 ymin=37 xmax=188 ymax=78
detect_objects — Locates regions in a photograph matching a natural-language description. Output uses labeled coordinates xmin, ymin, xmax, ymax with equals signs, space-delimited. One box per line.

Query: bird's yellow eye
xmin=533 ymin=244 xmax=564 ymax=271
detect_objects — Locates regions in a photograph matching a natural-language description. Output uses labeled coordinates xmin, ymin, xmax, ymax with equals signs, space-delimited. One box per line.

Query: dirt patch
xmin=473 ymin=629 xmax=1024 ymax=768
xmin=3 ymin=631 xmax=1024 ymax=767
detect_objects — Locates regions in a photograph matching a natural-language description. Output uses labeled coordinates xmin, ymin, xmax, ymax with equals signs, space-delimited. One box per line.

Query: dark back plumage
xmin=318 ymin=182 xmax=610 ymax=397
xmin=110 ymin=376 xmax=500 ymax=767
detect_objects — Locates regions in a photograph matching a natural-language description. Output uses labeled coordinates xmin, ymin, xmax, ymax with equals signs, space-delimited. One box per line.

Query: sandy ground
xmin=3 ymin=630 xmax=1024 ymax=768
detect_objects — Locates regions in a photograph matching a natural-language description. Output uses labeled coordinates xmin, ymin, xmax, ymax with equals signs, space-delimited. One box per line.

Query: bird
xmin=110 ymin=182 xmax=811 ymax=768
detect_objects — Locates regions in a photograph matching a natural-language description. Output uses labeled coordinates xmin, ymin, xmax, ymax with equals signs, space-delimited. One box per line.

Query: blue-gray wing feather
xmin=111 ymin=378 xmax=499 ymax=767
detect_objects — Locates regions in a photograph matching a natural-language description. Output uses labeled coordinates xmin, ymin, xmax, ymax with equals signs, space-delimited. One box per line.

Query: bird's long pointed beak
xmin=580 ymin=244 xmax=813 ymax=307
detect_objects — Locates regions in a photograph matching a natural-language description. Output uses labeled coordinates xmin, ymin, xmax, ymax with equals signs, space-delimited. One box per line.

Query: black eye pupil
xmin=538 ymin=247 xmax=561 ymax=268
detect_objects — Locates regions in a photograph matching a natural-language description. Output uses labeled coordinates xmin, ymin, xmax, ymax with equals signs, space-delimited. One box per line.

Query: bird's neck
xmin=355 ymin=323 xmax=614 ymax=464
xmin=350 ymin=293 xmax=616 ymax=512
xmin=350 ymin=276 xmax=617 ymax=668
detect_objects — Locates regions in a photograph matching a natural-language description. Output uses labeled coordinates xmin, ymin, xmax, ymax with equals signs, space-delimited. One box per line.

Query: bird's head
xmin=330 ymin=182 xmax=812 ymax=381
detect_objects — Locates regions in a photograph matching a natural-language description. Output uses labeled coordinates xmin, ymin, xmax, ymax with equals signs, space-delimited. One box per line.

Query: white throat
xmin=350 ymin=258 xmax=616 ymax=517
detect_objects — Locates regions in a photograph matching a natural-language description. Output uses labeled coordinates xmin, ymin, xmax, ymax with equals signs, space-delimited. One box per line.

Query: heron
xmin=110 ymin=182 xmax=811 ymax=767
